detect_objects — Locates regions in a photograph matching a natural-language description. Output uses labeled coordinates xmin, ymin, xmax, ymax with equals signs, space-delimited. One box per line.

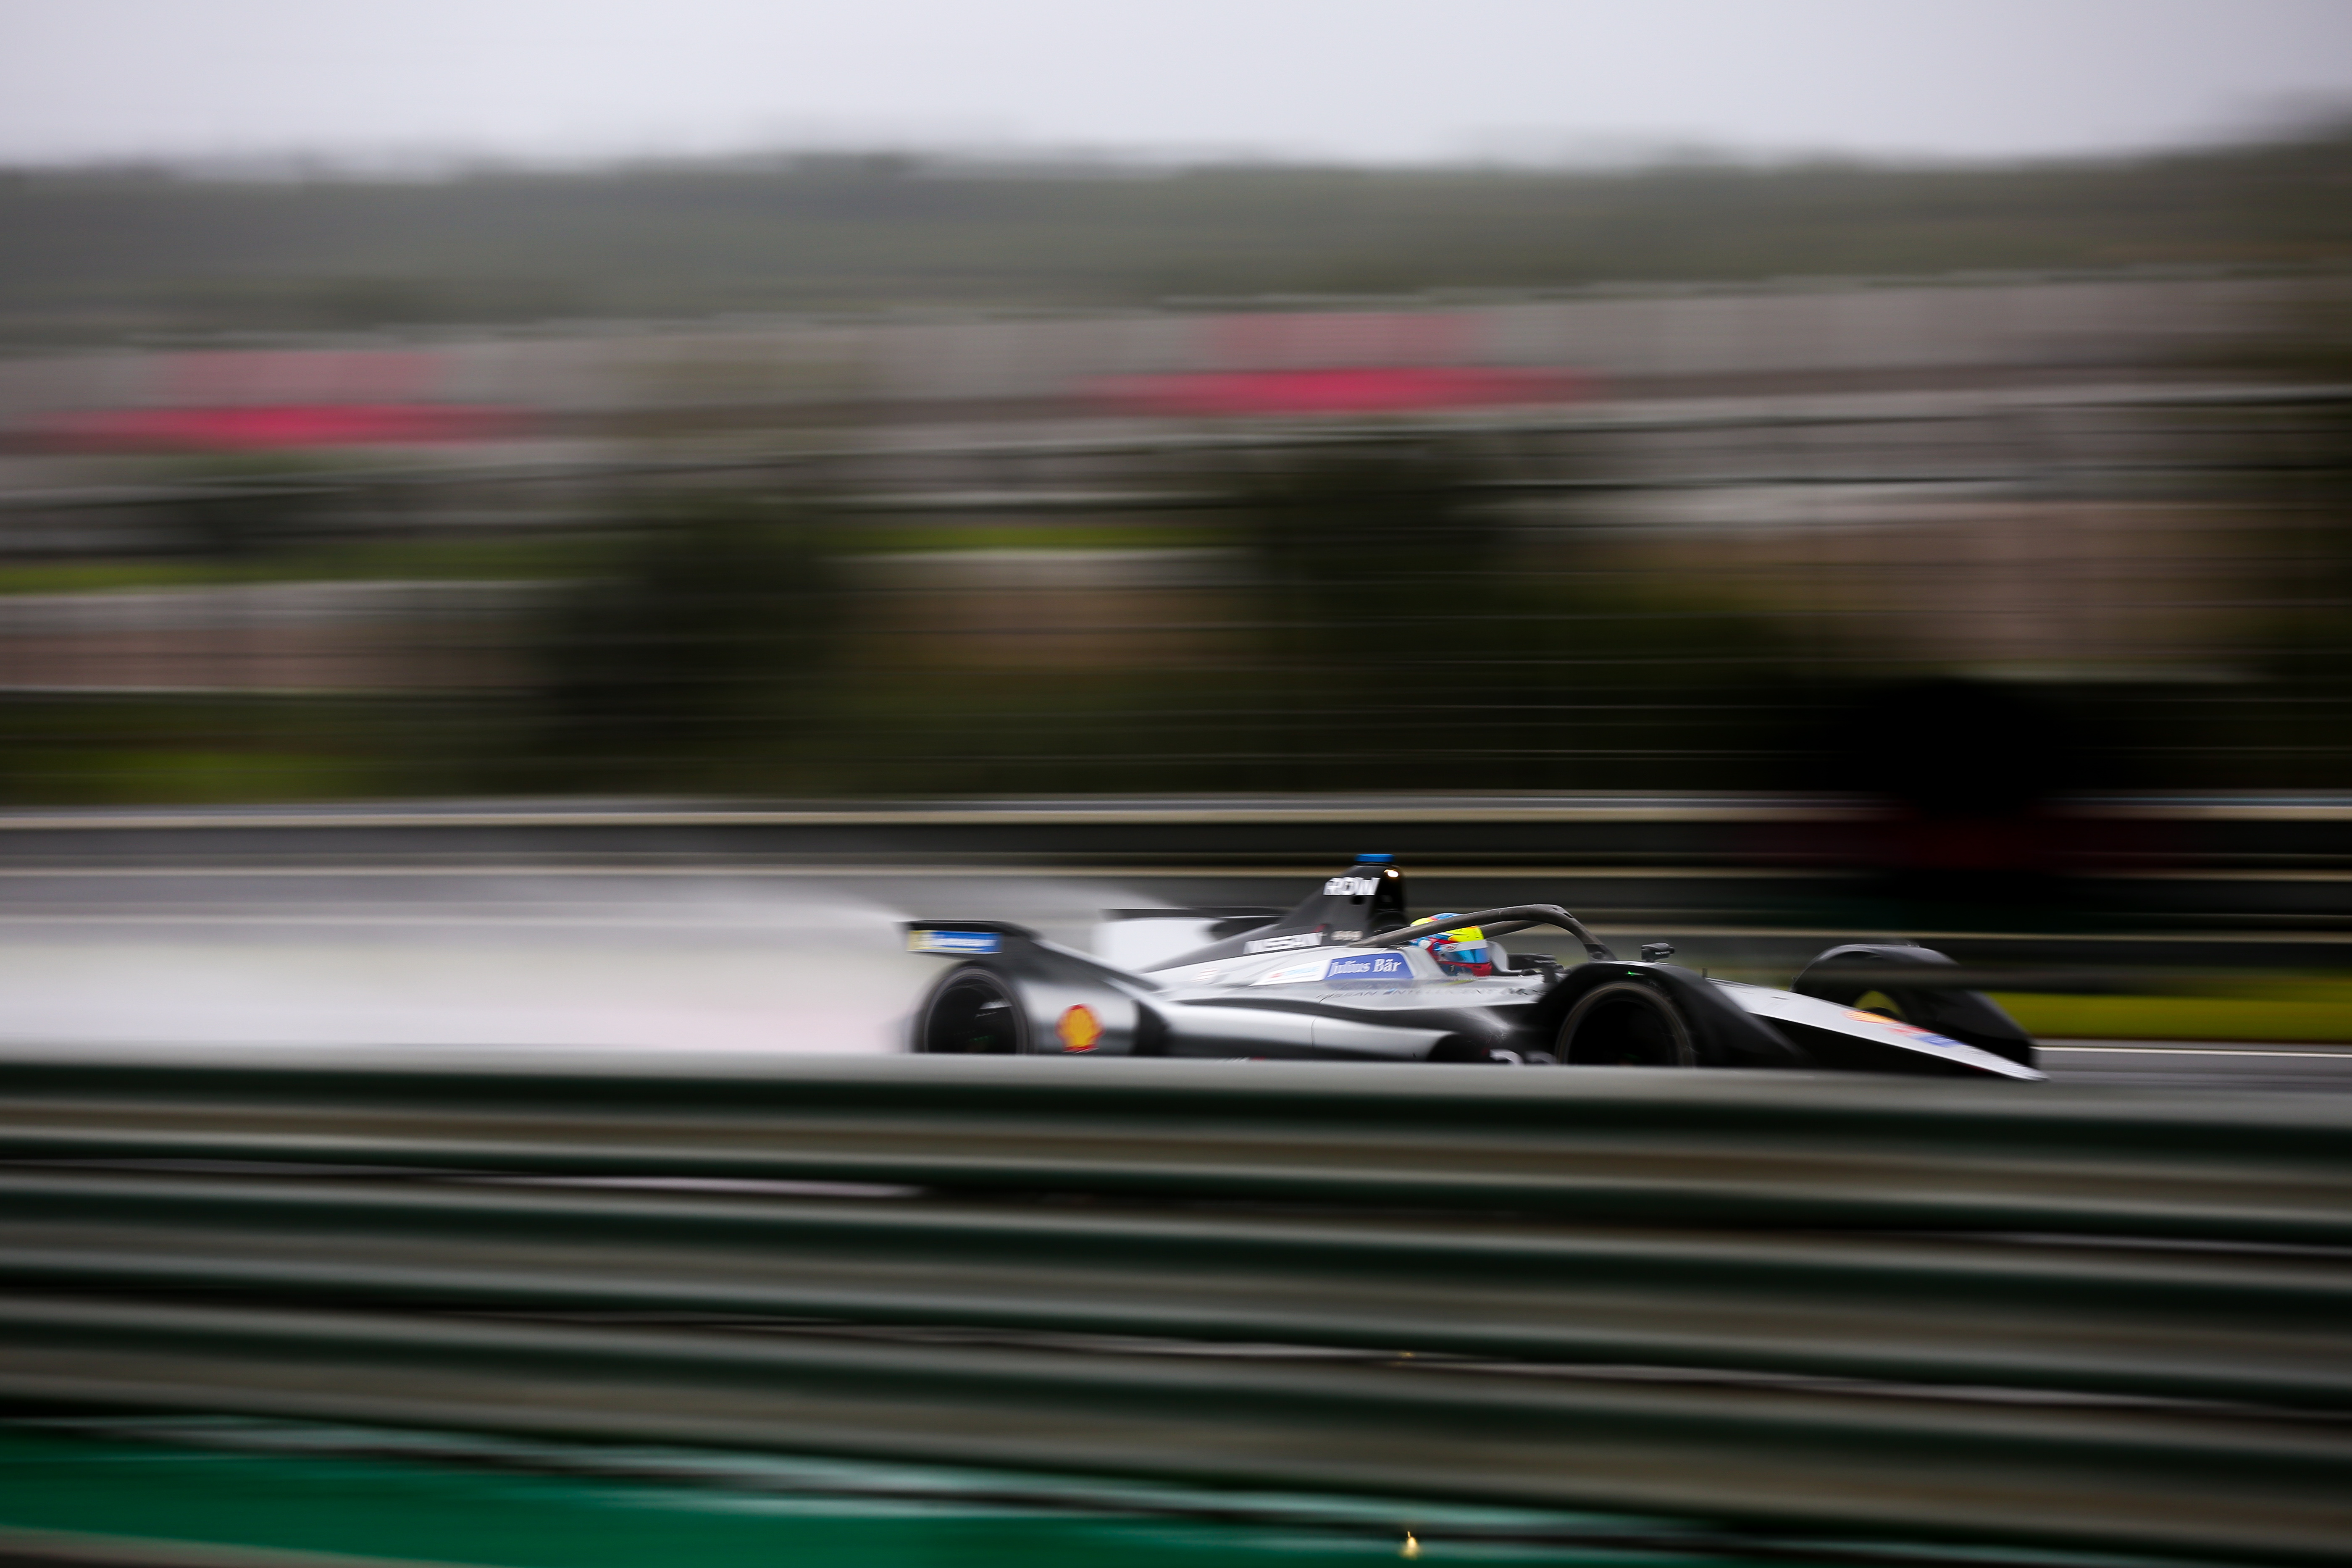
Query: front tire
xmin=915 ymin=966 xmax=1029 ymax=1054
xmin=1556 ymin=981 xmax=1696 ymax=1067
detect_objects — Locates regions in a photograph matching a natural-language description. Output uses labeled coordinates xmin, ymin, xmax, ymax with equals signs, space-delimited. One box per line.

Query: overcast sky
xmin=5 ymin=0 xmax=2352 ymax=168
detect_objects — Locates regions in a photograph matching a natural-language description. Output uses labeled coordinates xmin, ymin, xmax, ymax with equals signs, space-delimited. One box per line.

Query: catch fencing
xmin=0 ymin=1048 xmax=2347 ymax=1564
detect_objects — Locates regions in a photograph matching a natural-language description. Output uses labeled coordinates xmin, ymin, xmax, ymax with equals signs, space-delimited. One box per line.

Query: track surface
xmin=0 ymin=862 xmax=2340 ymax=1088
xmin=2037 ymin=1040 xmax=2352 ymax=1091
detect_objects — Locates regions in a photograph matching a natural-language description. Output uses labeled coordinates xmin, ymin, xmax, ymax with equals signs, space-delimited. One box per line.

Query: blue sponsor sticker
xmin=1324 ymin=952 xmax=1412 ymax=981
xmin=908 ymin=929 xmax=1002 ymax=955
xmin=1251 ymin=957 xmax=1330 ymax=986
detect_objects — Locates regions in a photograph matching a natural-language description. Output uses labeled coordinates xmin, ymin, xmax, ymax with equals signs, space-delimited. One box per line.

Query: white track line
xmin=2040 ymin=1045 xmax=2352 ymax=1058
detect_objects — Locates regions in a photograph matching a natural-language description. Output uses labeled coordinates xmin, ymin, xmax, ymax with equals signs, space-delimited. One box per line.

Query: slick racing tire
xmin=1556 ymin=980 xmax=1697 ymax=1067
xmin=914 ymin=966 xmax=1029 ymax=1054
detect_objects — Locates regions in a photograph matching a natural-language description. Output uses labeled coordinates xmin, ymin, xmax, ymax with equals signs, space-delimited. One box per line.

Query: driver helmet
xmin=1410 ymin=916 xmax=1493 ymax=977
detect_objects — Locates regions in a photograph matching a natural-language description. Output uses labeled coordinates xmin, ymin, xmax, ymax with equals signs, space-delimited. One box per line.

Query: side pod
xmin=903 ymin=920 xmax=1154 ymax=1055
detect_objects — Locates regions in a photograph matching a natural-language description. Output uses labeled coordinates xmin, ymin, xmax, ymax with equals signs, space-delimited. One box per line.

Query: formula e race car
xmin=904 ymin=855 xmax=2042 ymax=1079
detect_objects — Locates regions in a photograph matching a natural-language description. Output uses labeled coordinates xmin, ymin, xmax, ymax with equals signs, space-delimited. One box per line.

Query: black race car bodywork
xmin=905 ymin=856 xmax=2042 ymax=1079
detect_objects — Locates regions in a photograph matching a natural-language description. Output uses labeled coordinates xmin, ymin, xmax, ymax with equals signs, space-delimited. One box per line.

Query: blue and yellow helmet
xmin=1409 ymin=915 xmax=1491 ymax=974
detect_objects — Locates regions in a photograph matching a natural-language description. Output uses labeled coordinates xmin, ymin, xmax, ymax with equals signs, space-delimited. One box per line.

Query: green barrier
xmin=1 ymin=1051 xmax=2349 ymax=1241
xmin=0 ymin=1049 xmax=2346 ymax=1565
xmin=0 ymin=1166 xmax=2344 ymax=1410
xmin=0 ymin=1420 xmax=1746 ymax=1568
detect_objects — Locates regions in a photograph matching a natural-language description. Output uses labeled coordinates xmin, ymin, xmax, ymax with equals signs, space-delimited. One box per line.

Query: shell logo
xmin=1056 ymin=1004 xmax=1104 ymax=1053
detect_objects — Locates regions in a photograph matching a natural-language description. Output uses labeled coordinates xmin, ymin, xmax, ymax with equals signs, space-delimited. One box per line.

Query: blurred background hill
xmin=4 ymin=125 xmax=2351 ymax=341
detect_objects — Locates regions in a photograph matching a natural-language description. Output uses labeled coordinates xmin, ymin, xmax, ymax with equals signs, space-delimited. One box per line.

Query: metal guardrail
xmin=0 ymin=1049 xmax=2347 ymax=1564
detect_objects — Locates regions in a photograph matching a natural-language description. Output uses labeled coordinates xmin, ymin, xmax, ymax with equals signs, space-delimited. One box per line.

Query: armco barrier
xmin=0 ymin=1048 xmax=2348 ymax=1565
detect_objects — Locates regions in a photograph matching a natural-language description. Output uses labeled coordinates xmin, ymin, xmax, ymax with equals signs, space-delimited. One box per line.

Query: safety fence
xmin=0 ymin=1048 xmax=2348 ymax=1565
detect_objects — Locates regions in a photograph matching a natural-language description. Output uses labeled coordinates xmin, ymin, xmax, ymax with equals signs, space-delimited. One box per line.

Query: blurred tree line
xmin=492 ymin=441 xmax=1818 ymax=799
xmin=1 ymin=404 xmax=2348 ymax=804
xmin=4 ymin=122 xmax=2351 ymax=341
xmin=2198 ymin=302 xmax=2352 ymax=789
xmin=520 ymin=494 xmax=842 ymax=794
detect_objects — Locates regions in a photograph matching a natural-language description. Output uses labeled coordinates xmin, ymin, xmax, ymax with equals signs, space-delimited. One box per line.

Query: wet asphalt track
xmin=2036 ymin=1040 xmax=2352 ymax=1091
xmin=0 ymin=860 xmax=2342 ymax=1089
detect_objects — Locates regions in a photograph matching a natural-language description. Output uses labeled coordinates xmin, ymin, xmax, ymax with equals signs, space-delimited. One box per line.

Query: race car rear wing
xmin=902 ymin=917 xmax=1164 ymax=990
xmin=902 ymin=920 xmax=1039 ymax=958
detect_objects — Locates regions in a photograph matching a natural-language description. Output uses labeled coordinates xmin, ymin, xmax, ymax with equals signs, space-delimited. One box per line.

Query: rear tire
xmin=915 ymin=967 xmax=1029 ymax=1054
xmin=1556 ymin=981 xmax=1696 ymax=1067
